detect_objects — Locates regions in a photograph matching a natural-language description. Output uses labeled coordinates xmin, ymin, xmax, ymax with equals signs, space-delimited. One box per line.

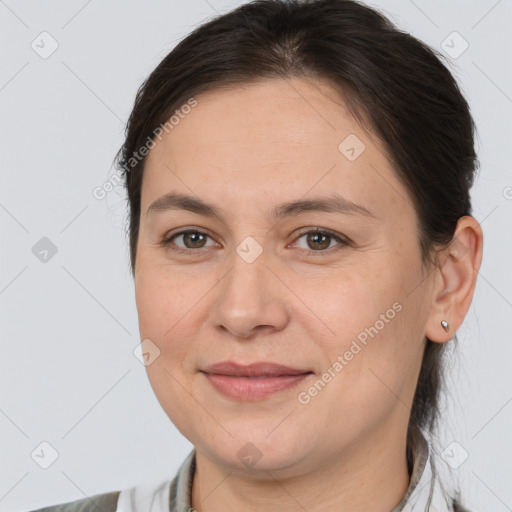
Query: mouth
xmin=201 ymin=361 xmax=314 ymax=401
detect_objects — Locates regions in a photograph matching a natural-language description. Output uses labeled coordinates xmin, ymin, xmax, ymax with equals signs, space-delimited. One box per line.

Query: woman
xmin=31 ymin=0 xmax=483 ymax=510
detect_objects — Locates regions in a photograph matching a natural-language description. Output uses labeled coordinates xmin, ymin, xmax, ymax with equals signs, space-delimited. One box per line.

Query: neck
xmin=191 ymin=421 xmax=411 ymax=512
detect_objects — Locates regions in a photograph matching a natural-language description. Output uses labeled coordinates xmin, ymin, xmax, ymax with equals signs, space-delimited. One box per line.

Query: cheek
xmin=297 ymin=321 xmax=413 ymax=447
xmin=299 ymin=263 xmax=416 ymax=403
xmin=304 ymin=265 xmax=399 ymax=351
xmin=134 ymin=268 xmax=202 ymax=434
xmin=134 ymin=262 xmax=220 ymax=374
xmin=135 ymin=270 xmax=189 ymax=369
xmin=135 ymin=262 xmax=196 ymax=331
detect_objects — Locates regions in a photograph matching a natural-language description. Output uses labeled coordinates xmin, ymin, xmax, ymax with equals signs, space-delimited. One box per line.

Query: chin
xmin=197 ymin=427 xmax=308 ymax=473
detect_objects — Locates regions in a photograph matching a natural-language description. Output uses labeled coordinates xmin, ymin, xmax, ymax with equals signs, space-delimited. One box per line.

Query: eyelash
xmin=160 ymin=227 xmax=350 ymax=256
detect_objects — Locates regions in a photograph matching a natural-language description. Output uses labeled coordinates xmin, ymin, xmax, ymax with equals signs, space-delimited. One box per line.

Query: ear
xmin=424 ymin=216 xmax=484 ymax=343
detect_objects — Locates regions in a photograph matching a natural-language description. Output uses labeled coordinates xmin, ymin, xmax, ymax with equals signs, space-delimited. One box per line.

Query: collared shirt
xmin=114 ymin=428 xmax=472 ymax=512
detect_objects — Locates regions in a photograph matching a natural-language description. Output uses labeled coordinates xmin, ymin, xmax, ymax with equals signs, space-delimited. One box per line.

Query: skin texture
xmin=134 ymin=77 xmax=483 ymax=512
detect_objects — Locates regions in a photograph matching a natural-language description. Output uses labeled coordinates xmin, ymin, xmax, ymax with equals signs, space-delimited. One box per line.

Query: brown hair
xmin=115 ymin=0 xmax=478 ymax=507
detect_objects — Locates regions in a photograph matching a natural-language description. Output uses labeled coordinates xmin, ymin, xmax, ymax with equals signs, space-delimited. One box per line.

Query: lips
xmin=203 ymin=361 xmax=311 ymax=377
xmin=201 ymin=361 xmax=313 ymax=400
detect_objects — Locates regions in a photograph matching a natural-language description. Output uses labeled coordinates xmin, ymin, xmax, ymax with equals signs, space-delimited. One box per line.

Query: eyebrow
xmin=146 ymin=192 xmax=376 ymax=221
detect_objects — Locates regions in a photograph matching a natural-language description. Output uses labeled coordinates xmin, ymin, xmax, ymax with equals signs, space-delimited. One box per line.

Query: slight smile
xmin=201 ymin=361 xmax=314 ymax=401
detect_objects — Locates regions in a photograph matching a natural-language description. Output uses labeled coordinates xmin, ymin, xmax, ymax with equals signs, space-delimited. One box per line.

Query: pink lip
xmin=201 ymin=361 xmax=313 ymax=401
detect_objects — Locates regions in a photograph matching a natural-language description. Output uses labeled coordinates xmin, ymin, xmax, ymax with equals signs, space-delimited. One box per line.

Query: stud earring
xmin=441 ymin=320 xmax=449 ymax=332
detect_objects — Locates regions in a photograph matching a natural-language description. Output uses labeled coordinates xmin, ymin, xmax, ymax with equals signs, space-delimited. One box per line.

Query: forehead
xmin=152 ymin=77 xmax=369 ymax=163
xmin=141 ymin=77 xmax=412 ymax=221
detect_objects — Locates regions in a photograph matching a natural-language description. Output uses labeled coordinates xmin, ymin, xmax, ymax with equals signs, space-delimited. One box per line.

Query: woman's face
xmin=135 ymin=77 xmax=435 ymax=475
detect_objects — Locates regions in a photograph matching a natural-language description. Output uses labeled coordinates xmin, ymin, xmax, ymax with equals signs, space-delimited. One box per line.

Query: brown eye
xmin=164 ymin=230 xmax=215 ymax=251
xmin=305 ymin=232 xmax=331 ymax=250
xmin=293 ymin=229 xmax=348 ymax=253
xmin=181 ymin=231 xmax=208 ymax=249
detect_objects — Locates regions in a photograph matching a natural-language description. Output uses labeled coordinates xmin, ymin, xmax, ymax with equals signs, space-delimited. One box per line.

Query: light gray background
xmin=1 ymin=1 xmax=511 ymax=511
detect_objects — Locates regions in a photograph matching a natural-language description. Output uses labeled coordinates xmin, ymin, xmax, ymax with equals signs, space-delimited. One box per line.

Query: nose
xmin=209 ymin=245 xmax=290 ymax=340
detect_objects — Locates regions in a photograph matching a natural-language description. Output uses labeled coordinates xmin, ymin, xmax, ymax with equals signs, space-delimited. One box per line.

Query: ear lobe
xmin=425 ymin=216 xmax=483 ymax=343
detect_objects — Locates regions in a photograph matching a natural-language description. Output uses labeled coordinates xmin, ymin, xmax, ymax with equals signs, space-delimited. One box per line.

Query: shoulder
xmin=26 ymin=490 xmax=120 ymax=512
